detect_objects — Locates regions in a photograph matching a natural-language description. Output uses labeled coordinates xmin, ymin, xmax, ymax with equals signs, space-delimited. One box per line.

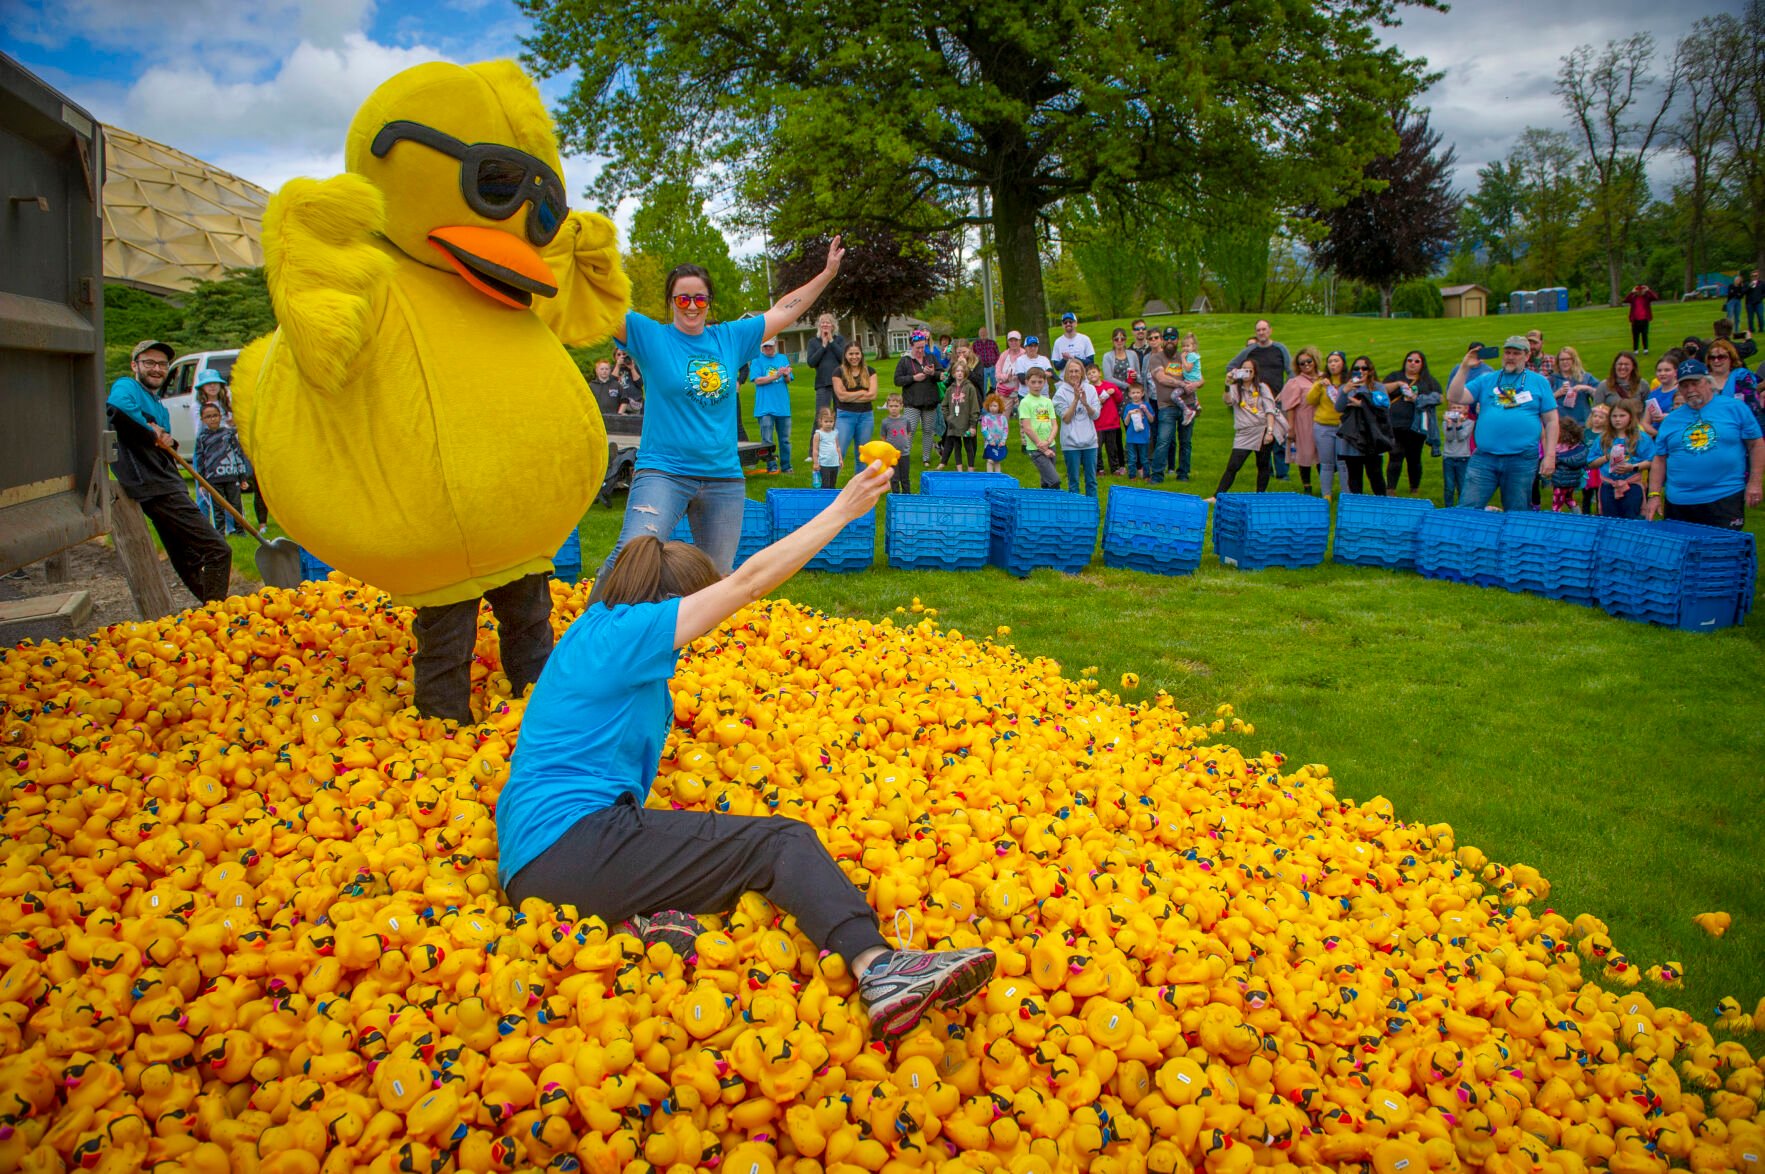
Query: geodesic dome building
xmin=102 ymin=124 xmax=268 ymax=295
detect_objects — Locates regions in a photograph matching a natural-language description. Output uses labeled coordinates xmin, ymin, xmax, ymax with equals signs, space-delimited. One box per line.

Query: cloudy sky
xmin=1 ymin=0 xmax=1742 ymax=250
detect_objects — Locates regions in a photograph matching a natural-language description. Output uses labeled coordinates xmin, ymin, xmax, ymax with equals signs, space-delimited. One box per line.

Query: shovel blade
xmin=255 ymin=537 xmax=305 ymax=590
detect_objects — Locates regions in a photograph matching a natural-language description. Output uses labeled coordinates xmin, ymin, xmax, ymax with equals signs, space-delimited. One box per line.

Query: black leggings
xmin=938 ymin=433 xmax=977 ymax=467
xmin=1343 ymin=454 xmax=1387 ymax=495
xmin=413 ymin=572 xmax=554 ymax=723
xmin=1385 ymin=431 xmax=1425 ymax=491
xmin=1631 ymin=320 xmax=1650 ymax=351
xmin=1099 ymin=427 xmax=1125 ymax=471
xmin=1216 ymin=444 xmax=1273 ymax=494
xmin=505 ymin=796 xmax=889 ymax=962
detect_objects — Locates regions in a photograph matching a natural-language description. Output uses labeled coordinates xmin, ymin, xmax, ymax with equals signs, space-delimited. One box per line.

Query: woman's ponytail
xmin=593 ymin=534 xmax=720 ymax=607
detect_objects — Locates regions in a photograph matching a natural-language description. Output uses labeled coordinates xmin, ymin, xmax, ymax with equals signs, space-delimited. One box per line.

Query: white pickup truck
xmin=156 ymin=348 xmax=239 ymax=452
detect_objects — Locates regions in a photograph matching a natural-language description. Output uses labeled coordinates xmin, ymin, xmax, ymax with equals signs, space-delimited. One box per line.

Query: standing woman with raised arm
xmin=500 ymin=464 xmax=997 ymax=1040
xmin=592 ymin=237 xmax=847 ymax=590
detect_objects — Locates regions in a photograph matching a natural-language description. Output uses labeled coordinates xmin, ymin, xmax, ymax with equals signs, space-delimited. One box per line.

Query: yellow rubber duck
xmin=234 ymin=59 xmax=626 ymax=606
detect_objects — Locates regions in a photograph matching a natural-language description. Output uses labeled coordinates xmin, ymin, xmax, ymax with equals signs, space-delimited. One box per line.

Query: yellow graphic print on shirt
xmin=687 ymin=357 xmax=730 ymax=404
xmin=1683 ymin=420 xmax=1716 ymax=453
xmin=1493 ymin=381 xmax=1521 ymax=408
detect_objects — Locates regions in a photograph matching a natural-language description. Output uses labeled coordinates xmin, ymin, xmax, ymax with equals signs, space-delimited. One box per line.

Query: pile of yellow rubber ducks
xmin=1 ymin=576 xmax=1762 ymax=1174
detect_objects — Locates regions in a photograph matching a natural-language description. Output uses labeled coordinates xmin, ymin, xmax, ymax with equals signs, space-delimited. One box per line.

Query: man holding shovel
xmin=106 ymin=340 xmax=234 ymax=602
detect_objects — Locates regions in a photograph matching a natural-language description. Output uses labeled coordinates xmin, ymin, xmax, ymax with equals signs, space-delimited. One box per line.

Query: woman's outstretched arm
xmin=674 ymin=462 xmax=890 ymax=646
xmin=762 ymin=236 xmax=846 ymax=339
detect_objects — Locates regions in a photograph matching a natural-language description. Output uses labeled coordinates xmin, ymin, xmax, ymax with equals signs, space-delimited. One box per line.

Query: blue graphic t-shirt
xmin=1654 ymin=397 xmax=1762 ymax=505
xmin=750 ymin=352 xmax=794 ymax=419
xmin=1596 ymin=431 xmax=1654 ymax=481
xmin=1466 ymin=369 xmax=1557 ymax=456
xmin=623 ymin=311 xmax=767 ymax=478
xmin=496 ymin=597 xmax=681 ymax=887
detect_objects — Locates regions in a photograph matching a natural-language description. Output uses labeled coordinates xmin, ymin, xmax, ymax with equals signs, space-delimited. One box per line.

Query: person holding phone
xmin=1625 ymin=283 xmax=1660 ymax=354
xmin=1447 ymin=335 xmax=1560 ymax=511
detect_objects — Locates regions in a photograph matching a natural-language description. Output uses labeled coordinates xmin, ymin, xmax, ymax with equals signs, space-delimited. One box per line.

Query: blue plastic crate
xmin=886 ymin=494 xmax=991 ymax=570
xmin=1593 ymin=518 xmax=1754 ymax=630
xmin=985 ymin=488 xmax=1097 ymax=577
xmin=1102 ymin=487 xmax=1209 ymax=575
xmin=767 ymin=489 xmax=875 ymax=572
xmin=1211 ymin=493 xmax=1329 ymax=570
xmin=1332 ymin=494 xmax=1434 ymax=570
xmin=667 ymin=499 xmax=771 ymax=567
xmin=921 ymin=471 xmax=1020 ymax=498
xmin=298 ymin=549 xmax=334 ymax=583
xmin=1497 ymin=513 xmax=1608 ymax=604
xmin=552 ymin=527 xmax=582 ymax=584
xmin=1415 ymin=508 xmax=1507 ymax=586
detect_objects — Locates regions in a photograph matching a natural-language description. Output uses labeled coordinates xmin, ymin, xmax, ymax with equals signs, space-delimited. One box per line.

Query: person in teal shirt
xmin=749 ymin=336 xmax=795 ymax=474
xmin=499 ymin=464 xmax=996 ymax=1041
xmin=1446 ymin=335 xmax=1560 ymax=511
xmin=1644 ymin=359 xmax=1764 ymax=530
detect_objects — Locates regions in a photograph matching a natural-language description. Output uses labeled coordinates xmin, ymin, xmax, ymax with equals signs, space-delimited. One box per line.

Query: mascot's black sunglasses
xmin=370 ymin=120 xmax=568 ymax=246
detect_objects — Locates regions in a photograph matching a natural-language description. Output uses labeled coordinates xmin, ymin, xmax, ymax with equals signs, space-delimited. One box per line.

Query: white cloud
xmin=8 ymin=0 xmax=377 ymax=59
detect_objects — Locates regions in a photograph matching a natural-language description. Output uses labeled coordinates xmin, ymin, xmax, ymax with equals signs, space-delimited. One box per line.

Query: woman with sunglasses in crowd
xmin=1334 ymin=356 xmax=1391 ymax=496
xmin=591 ymin=238 xmax=847 ymax=593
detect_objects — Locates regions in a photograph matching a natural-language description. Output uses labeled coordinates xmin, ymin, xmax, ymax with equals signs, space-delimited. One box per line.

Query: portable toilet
xmin=1553 ymin=287 xmax=1569 ymax=311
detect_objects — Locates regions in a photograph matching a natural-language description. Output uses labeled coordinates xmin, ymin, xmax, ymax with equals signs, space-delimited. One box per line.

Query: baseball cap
xmin=1061 ymin=311 xmax=1076 ymax=322
xmin=1677 ymin=358 xmax=1709 ymax=380
xmin=1025 ymin=335 xmax=1039 ymax=345
xmin=1162 ymin=327 xmax=1180 ymax=340
xmin=131 ymin=339 xmax=175 ymax=362
xmin=1502 ymin=335 xmax=1529 ymax=351
xmin=1007 ymin=329 xmax=1022 ymax=340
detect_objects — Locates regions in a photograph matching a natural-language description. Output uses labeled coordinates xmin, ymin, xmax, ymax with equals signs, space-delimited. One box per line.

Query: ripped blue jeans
xmin=592 ymin=470 xmax=747 ymax=587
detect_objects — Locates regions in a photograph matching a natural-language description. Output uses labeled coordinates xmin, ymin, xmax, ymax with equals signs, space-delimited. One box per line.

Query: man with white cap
xmin=1447 ymin=334 xmax=1560 ymax=511
xmin=1050 ymin=312 xmax=1095 ymax=368
xmin=1643 ymin=358 xmax=1764 ymax=529
xmin=749 ymin=336 xmax=795 ymax=474
xmin=1013 ymin=334 xmax=1055 ymax=388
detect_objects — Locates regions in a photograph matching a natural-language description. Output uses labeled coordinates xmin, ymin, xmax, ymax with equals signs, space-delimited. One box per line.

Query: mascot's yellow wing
xmin=258 ymin=173 xmax=397 ymax=393
xmin=533 ymin=210 xmax=631 ymax=347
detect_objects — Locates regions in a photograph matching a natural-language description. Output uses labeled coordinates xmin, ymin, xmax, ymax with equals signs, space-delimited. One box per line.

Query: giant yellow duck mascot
xmin=233 ymin=59 xmax=627 ymax=722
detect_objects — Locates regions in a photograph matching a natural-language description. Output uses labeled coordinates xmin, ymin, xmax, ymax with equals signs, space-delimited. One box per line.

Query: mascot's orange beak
xmin=427 ymin=225 xmax=558 ymax=309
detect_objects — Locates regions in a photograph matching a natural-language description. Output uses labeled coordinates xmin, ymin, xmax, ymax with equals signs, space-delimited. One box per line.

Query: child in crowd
xmin=1548 ymin=417 xmax=1589 ymax=513
xmin=1016 ymin=367 xmax=1061 ymax=489
xmin=1589 ymin=398 xmax=1653 ymax=519
xmin=1122 ymin=380 xmax=1153 ymax=479
xmin=1583 ymin=403 xmax=1609 ymax=513
xmin=194 ymin=401 xmax=251 ymax=535
xmin=1088 ymin=363 xmax=1125 ymax=475
xmin=1179 ymin=333 xmax=1203 ymax=425
xmin=813 ymin=408 xmax=841 ymax=488
xmin=881 ymin=394 xmax=914 ymax=493
xmin=980 ymin=394 xmax=1010 ymax=473
xmin=1440 ymin=402 xmax=1472 ymax=508
xmin=938 ymin=362 xmax=979 ymax=472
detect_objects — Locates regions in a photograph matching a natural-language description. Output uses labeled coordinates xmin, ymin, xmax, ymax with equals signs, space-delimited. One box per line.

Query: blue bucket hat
xmin=196 ymin=368 xmax=229 ymax=388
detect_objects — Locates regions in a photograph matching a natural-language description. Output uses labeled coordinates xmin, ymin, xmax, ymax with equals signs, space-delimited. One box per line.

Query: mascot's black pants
xmin=412 ymin=572 xmax=553 ymax=723
xmin=137 ymin=490 xmax=233 ymax=602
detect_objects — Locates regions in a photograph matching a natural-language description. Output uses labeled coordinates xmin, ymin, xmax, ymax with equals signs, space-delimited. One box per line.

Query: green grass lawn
xmin=213 ymin=297 xmax=1763 ymax=1026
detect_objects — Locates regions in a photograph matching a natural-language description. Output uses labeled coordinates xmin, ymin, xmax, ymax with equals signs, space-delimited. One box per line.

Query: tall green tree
xmin=1304 ymin=108 xmax=1459 ymax=318
xmin=1555 ymin=34 xmax=1680 ymax=304
xmin=1669 ymin=18 xmax=1740 ymax=294
xmin=519 ymin=0 xmax=1437 ymax=341
xmin=627 ymin=181 xmax=749 ymax=317
xmin=1060 ymin=195 xmax=1143 ymax=320
xmin=1711 ymin=0 xmax=1765 ymax=274
xmin=1509 ymin=128 xmax=1586 ymax=286
xmin=1203 ymin=206 xmax=1274 ymax=314
xmin=1462 ymin=159 xmax=1525 ymax=266
xmin=180 ymin=267 xmax=276 ymax=348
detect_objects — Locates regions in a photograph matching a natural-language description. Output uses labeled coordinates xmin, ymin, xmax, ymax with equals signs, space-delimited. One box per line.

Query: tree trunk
xmin=1606 ymin=250 xmax=1622 ymax=308
xmin=1379 ymin=285 xmax=1393 ymax=318
xmin=991 ymin=181 xmax=1048 ymax=342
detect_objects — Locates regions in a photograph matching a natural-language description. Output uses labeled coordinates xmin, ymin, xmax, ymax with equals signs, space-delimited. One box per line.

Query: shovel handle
xmin=168 ymin=447 xmax=267 ymax=543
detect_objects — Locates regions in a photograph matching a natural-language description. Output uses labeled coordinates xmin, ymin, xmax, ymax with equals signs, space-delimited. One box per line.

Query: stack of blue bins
xmin=1416 ymin=508 xmax=1507 ymax=586
xmin=1593 ymin=519 xmax=1756 ymax=631
xmin=667 ymin=498 xmax=772 ymax=567
xmin=766 ymin=488 xmax=874 ymax=572
xmin=1331 ymin=495 xmax=1434 ymax=571
xmin=920 ymin=471 xmax=1019 ymax=499
xmin=551 ymin=527 xmax=582 ymax=584
xmin=1101 ymin=486 xmax=1207 ymax=575
xmin=1500 ymin=512 xmax=1608 ymax=605
xmin=885 ymin=494 xmax=990 ymax=570
xmin=985 ymin=488 xmax=1097 ymax=577
xmin=1211 ymin=493 xmax=1329 ymax=570
xmin=298 ymin=549 xmax=334 ymax=583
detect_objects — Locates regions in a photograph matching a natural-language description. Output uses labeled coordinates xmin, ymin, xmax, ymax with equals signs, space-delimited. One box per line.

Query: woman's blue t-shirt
xmin=1466 ymin=369 xmax=1557 ymax=455
xmin=496 ymin=597 xmax=682 ymax=888
xmin=623 ymin=311 xmax=768 ymax=479
xmin=1654 ymin=397 xmax=1763 ymax=505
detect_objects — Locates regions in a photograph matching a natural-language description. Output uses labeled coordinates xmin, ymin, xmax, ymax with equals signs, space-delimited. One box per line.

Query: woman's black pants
xmin=1215 ymin=443 xmax=1273 ymax=495
xmin=1343 ymin=454 xmax=1388 ymax=495
xmin=505 ymin=797 xmax=889 ymax=962
xmin=1385 ymin=431 xmax=1425 ymax=491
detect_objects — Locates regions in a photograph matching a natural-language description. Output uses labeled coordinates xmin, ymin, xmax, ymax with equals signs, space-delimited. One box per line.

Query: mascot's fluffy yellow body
xmin=233 ymin=60 xmax=625 ymax=607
